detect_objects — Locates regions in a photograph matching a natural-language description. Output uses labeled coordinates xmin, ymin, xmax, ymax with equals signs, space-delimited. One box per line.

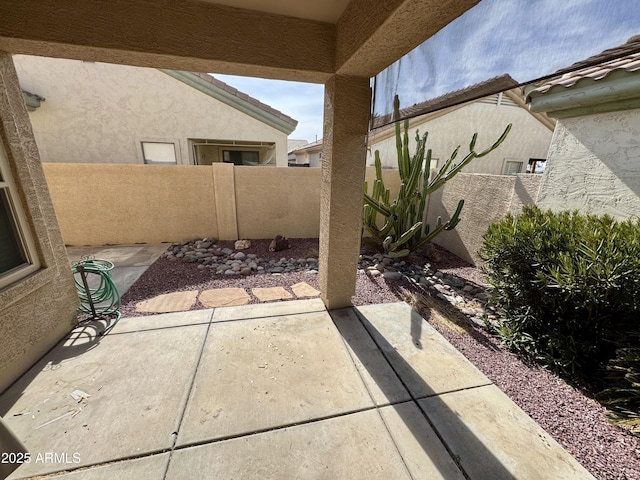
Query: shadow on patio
xmin=0 ymin=299 xmax=592 ymax=479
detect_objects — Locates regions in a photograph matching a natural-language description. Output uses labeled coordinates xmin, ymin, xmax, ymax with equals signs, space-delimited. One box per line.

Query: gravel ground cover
xmin=118 ymin=238 xmax=640 ymax=479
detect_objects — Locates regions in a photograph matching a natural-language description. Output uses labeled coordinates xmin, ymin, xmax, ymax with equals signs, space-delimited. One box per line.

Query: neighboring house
xmin=367 ymin=90 xmax=554 ymax=176
xmin=13 ymin=56 xmax=298 ymax=167
xmin=288 ymin=91 xmax=554 ymax=174
xmin=288 ymin=138 xmax=323 ymax=167
xmin=526 ymin=36 xmax=640 ymax=219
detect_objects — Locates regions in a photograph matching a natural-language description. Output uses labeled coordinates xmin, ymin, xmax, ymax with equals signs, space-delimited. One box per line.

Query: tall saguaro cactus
xmin=363 ymin=96 xmax=511 ymax=257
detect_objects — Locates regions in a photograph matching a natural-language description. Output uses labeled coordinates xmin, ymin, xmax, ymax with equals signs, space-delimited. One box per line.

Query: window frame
xmin=140 ymin=141 xmax=178 ymax=165
xmin=502 ymin=160 xmax=523 ymax=176
xmin=0 ymin=141 xmax=40 ymax=290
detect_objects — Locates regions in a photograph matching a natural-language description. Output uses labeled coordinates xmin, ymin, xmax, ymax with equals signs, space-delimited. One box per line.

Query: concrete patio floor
xmin=66 ymin=244 xmax=168 ymax=297
xmin=0 ymin=299 xmax=594 ymax=479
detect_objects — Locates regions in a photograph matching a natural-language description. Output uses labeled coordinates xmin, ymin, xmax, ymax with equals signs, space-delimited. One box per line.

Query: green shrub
xmin=479 ymin=205 xmax=640 ymax=376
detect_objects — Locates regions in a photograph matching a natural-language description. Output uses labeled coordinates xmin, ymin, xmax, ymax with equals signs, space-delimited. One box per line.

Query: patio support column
xmin=319 ymin=75 xmax=370 ymax=309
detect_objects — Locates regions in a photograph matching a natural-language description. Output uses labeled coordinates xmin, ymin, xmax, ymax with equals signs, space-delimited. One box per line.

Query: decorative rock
xmin=240 ymin=267 xmax=251 ymax=276
xmin=462 ymin=285 xmax=475 ymax=293
xmin=269 ymin=235 xmax=289 ymax=252
xmin=306 ymin=258 xmax=318 ymax=263
xmin=234 ymin=252 xmax=246 ymax=260
xmin=382 ymin=271 xmax=402 ymax=280
xmin=369 ymin=269 xmax=381 ymax=277
xmin=434 ymin=271 xmax=444 ymax=278
xmin=268 ymin=267 xmax=284 ymax=273
xmin=183 ymin=255 xmax=197 ymax=263
xmin=224 ymin=269 xmax=235 ymax=275
xmin=221 ymin=248 xmax=234 ymax=255
xmin=235 ymin=239 xmax=251 ymax=250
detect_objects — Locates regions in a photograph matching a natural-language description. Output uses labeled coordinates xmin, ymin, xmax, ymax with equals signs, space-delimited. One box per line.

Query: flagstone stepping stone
xmin=136 ymin=290 xmax=199 ymax=313
xmin=199 ymin=288 xmax=250 ymax=308
xmin=291 ymin=282 xmax=320 ymax=298
xmin=252 ymin=287 xmax=293 ymax=302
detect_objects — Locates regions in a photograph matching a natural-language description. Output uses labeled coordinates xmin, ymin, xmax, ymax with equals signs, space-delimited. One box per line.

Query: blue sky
xmin=215 ymin=0 xmax=639 ymax=137
xmin=215 ymin=74 xmax=324 ymax=143
xmin=375 ymin=0 xmax=639 ymax=117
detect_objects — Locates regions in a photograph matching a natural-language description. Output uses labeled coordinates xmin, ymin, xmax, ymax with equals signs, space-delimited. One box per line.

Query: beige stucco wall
xmin=235 ymin=167 xmax=321 ymax=238
xmin=43 ymin=163 xmax=325 ymax=245
xmin=41 ymin=162 xmax=539 ymax=267
xmin=427 ymin=173 xmax=542 ymax=265
xmin=368 ymin=102 xmax=552 ymax=175
xmin=537 ymin=110 xmax=640 ymax=219
xmin=44 ymin=164 xmax=219 ymax=245
xmin=0 ymin=53 xmax=78 ymax=393
xmin=13 ymin=55 xmax=290 ymax=167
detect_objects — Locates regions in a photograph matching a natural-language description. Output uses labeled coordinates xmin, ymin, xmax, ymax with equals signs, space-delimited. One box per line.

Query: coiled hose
xmin=71 ymin=258 xmax=121 ymax=334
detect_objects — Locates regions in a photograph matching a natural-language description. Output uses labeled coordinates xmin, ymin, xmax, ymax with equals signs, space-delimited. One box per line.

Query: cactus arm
xmin=412 ymin=200 xmax=465 ymax=251
xmin=389 ymin=222 xmax=423 ymax=250
xmin=475 ymin=124 xmax=512 ymax=157
xmin=364 ymin=192 xmax=392 ymax=217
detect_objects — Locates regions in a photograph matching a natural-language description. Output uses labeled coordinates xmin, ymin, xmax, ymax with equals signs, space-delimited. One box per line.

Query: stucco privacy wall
xmin=43 ymin=164 xmax=220 ymax=245
xmin=537 ymin=110 xmax=640 ymax=219
xmin=368 ymin=102 xmax=552 ymax=175
xmin=427 ymin=173 xmax=542 ymax=265
xmin=13 ymin=56 xmax=290 ymax=166
xmin=44 ymin=163 xmax=327 ymax=245
xmin=234 ymin=167 xmax=322 ymax=239
xmin=0 ymin=52 xmax=78 ymax=393
xmin=42 ymin=163 xmax=533 ymax=267
xmin=43 ymin=164 xmax=401 ymax=246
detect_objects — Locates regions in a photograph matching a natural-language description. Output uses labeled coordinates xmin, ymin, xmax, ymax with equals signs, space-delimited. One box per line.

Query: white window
xmin=141 ymin=142 xmax=177 ymax=165
xmin=0 ymin=142 xmax=40 ymax=290
xmin=503 ymin=160 xmax=523 ymax=176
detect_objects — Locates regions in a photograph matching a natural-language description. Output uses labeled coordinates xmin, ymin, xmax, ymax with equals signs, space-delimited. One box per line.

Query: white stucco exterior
xmin=536 ymin=110 xmax=640 ymax=219
xmin=13 ymin=56 xmax=293 ymax=166
xmin=368 ymin=98 xmax=553 ymax=175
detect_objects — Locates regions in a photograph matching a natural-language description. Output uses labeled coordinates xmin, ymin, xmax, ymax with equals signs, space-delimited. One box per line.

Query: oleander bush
xmin=479 ymin=205 xmax=640 ymax=377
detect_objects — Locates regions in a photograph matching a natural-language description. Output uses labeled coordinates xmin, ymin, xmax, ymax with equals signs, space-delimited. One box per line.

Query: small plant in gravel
xmin=480 ymin=206 xmax=640 ymax=429
xmin=597 ymin=342 xmax=640 ymax=434
xmin=363 ymin=95 xmax=511 ymax=258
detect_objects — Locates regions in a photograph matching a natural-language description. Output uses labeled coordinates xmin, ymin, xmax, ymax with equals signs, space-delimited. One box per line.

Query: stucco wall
xmin=537 ymin=110 xmax=640 ymax=219
xmin=43 ymin=164 xmax=220 ymax=245
xmin=43 ymin=164 xmax=326 ymax=245
xmin=427 ymin=173 xmax=542 ymax=265
xmin=13 ymin=56 xmax=290 ymax=166
xmin=42 ymin=163 xmax=537 ymax=266
xmin=368 ymin=102 xmax=552 ymax=175
xmin=235 ymin=167 xmax=321 ymax=238
xmin=0 ymin=53 xmax=78 ymax=393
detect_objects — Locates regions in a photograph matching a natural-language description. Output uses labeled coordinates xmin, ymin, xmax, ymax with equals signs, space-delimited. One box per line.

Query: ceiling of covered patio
xmin=0 ymin=0 xmax=479 ymax=83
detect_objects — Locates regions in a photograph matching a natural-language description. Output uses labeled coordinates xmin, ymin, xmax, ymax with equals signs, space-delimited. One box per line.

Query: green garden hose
xmin=71 ymin=258 xmax=121 ymax=334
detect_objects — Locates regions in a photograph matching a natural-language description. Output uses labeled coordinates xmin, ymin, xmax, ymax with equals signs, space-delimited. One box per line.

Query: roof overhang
xmin=526 ymin=70 xmax=640 ymax=119
xmin=163 ymin=70 xmax=298 ymax=134
xmin=0 ymin=0 xmax=479 ymax=84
